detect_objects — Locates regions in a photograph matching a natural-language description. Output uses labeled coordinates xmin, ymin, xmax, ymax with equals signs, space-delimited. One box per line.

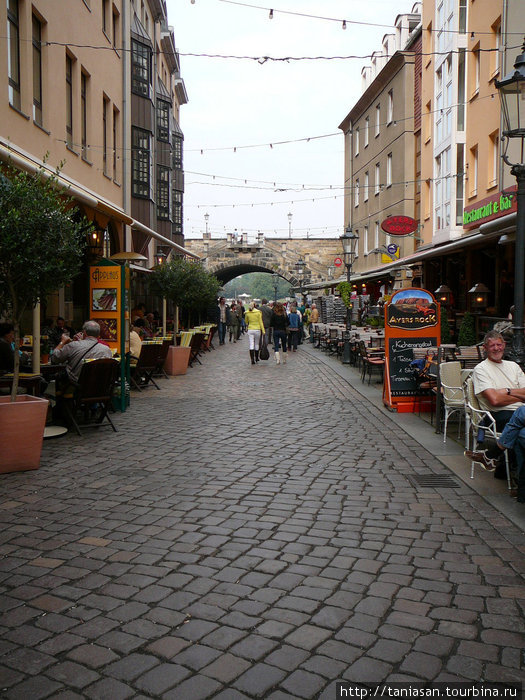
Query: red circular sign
xmin=381 ymin=215 xmax=418 ymax=236
xmin=334 ymin=257 xmax=343 ymax=267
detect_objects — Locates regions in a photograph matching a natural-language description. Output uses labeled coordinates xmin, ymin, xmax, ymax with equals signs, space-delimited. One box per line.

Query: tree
xmin=0 ymin=165 xmax=88 ymax=400
xmin=457 ymin=311 xmax=477 ymax=346
xmin=148 ymin=258 xmax=221 ymax=326
xmin=441 ymin=311 xmax=452 ymax=344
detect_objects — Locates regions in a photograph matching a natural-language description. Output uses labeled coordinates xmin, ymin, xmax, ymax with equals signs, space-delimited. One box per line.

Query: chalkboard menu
xmin=387 ymin=337 xmax=436 ymax=396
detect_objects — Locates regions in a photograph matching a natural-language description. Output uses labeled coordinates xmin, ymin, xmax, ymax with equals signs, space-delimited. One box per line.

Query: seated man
xmin=130 ymin=318 xmax=145 ymax=361
xmin=465 ymin=330 xmax=525 ymax=486
xmin=0 ymin=323 xmax=32 ymax=373
xmin=49 ymin=316 xmax=75 ymax=347
xmin=51 ymin=320 xmax=113 ymax=386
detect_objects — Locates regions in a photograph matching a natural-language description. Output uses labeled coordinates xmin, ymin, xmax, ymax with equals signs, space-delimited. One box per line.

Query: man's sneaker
xmin=464 ymin=449 xmax=497 ymax=472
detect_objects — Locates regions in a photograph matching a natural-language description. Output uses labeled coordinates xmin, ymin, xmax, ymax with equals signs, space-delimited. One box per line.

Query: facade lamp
xmin=434 ymin=284 xmax=453 ymax=307
xmin=468 ymin=283 xmax=490 ymax=310
xmin=339 ymin=226 xmax=359 ymax=363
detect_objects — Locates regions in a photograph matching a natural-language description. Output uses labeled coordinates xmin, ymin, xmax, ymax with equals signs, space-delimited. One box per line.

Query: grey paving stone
xmin=233 ymin=662 xmax=287 ymax=697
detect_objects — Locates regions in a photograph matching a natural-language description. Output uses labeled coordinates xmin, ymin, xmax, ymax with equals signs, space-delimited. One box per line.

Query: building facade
xmin=1 ymin=0 xmax=194 ymax=327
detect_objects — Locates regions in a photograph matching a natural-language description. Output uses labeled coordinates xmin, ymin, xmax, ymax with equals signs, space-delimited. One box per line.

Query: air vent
xmin=410 ymin=474 xmax=460 ymax=489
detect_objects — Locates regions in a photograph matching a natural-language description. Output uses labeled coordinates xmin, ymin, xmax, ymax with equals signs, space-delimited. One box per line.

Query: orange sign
xmin=383 ymin=288 xmax=440 ymax=413
xmin=89 ymin=261 xmax=128 ymax=351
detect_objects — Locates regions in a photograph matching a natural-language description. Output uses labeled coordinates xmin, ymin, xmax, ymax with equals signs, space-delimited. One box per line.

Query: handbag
xmin=259 ymin=334 xmax=269 ymax=360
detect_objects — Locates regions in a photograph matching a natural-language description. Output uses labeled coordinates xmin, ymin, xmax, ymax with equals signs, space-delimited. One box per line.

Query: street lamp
xmin=204 ymin=212 xmax=210 ymax=239
xmin=496 ymin=39 xmax=525 ymax=365
xmin=295 ymin=258 xmax=306 ymax=303
xmin=272 ymin=273 xmax=280 ymax=302
xmin=288 ymin=212 xmax=293 ymax=239
xmin=340 ymin=225 xmax=359 ymax=364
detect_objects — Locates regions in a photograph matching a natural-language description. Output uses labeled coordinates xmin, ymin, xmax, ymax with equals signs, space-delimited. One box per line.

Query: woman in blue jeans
xmin=270 ymin=302 xmax=288 ymax=365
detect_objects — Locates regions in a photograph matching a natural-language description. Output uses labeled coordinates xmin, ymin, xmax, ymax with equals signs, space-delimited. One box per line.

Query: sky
xmin=166 ymin=0 xmax=419 ymax=241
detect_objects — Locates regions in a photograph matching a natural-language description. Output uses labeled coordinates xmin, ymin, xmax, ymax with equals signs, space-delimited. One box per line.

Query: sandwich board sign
xmin=383 ymin=288 xmax=440 ymax=413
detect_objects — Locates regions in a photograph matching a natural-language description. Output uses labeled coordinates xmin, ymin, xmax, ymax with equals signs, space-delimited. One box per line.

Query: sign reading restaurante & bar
xmin=463 ymin=186 xmax=517 ymax=230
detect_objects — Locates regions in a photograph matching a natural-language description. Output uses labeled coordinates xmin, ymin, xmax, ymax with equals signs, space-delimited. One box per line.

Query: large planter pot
xmin=164 ymin=346 xmax=191 ymax=376
xmin=0 ymin=395 xmax=49 ymax=473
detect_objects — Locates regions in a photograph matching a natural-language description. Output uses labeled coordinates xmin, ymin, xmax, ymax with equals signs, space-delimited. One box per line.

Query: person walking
xmin=217 ymin=297 xmax=230 ymax=345
xmin=260 ymin=299 xmax=273 ymax=346
xmin=270 ymin=302 xmax=288 ymax=365
xmin=228 ymin=303 xmax=240 ymax=343
xmin=244 ymin=301 xmax=265 ymax=365
xmin=287 ymin=304 xmax=301 ymax=352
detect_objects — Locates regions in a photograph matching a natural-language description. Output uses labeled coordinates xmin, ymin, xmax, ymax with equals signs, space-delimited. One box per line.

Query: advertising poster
xmin=383 ymin=289 xmax=440 ymax=412
xmin=89 ymin=261 xmax=122 ymax=351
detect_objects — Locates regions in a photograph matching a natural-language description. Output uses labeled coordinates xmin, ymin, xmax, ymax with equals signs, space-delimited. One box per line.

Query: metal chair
xmin=463 ymin=377 xmax=512 ymax=489
xmin=439 ymin=361 xmax=465 ymax=443
xmin=63 ymin=358 xmax=119 ymax=436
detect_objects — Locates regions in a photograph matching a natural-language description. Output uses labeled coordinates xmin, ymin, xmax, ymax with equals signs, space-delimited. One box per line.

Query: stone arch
xmin=207 ymin=257 xmax=299 ymax=286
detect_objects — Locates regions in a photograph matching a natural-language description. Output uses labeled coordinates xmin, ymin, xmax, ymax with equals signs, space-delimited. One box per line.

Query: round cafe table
xmin=44 ymin=425 xmax=67 ymax=439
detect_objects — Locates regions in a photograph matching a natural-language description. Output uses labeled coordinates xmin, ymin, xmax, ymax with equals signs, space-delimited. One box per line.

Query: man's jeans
xmin=218 ymin=321 xmax=227 ymax=344
xmin=498 ymin=405 xmax=525 ymax=499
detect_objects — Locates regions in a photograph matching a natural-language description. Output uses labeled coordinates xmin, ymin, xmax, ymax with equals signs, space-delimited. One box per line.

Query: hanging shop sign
xmin=463 ymin=186 xmax=517 ymax=230
xmin=382 ymin=243 xmax=400 ymax=264
xmin=381 ymin=215 xmax=418 ymax=236
xmin=334 ymin=257 xmax=343 ymax=267
xmin=383 ymin=288 xmax=440 ymax=413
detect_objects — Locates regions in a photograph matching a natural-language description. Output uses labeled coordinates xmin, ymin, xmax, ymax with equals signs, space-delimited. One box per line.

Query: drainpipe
xmin=122 ymin=0 xmax=131 ymax=252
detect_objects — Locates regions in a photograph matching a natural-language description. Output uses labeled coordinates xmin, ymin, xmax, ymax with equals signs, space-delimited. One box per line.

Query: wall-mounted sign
xmin=381 ymin=215 xmax=418 ymax=236
xmin=334 ymin=257 xmax=343 ymax=267
xmin=463 ymin=187 xmax=517 ymax=230
xmin=382 ymin=244 xmax=400 ymax=264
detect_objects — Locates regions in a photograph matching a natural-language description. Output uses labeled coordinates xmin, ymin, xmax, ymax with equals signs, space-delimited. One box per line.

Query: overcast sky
xmin=166 ymin=0 xmax=418 ymax=241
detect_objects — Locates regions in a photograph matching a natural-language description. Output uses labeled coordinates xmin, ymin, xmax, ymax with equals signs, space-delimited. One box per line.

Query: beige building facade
xmin=339 ymin=6 xmax=422 ymax=297
xmin=1 ymin=0 xmax=194 ymax=326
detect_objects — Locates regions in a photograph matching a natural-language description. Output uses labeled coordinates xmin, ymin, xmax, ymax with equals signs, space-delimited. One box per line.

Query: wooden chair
xmin=152 ymin=338 xmax=172 ymax=379
xmin=463 ymin=377 xmax=512 ymax=489
xmin=455 ymin=345 xmax=482 ymax=369
xmin=130 ymin=343 xmax=162 ymax=390
xmin=63 ymin=358 xmax=119 ymax=436
xmin=188 ymin=332 xmax=206 ymax=367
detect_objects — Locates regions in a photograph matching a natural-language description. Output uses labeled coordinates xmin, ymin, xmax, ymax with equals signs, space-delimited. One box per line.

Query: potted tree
xmin=0 ymin=165 xmax=87 ymax=472
xmin=148 ymin=258 xmax=220 ymax=373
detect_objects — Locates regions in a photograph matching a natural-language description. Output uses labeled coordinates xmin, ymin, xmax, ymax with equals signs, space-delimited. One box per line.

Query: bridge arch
xmin=207 ymin=260 xmax=298 ymax=286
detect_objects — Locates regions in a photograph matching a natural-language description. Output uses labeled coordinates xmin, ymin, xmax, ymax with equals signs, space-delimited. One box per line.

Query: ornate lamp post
xmin=272 ymin=272 xmax=279 ymax=302
xmin=340 ymin=226 xmax=359 ymax=364
xmin=496 ymin=39 xmax=525 ymax=365
xmin=295 ymin=258 xmax=306 ymax=303
xmin=287 ymin=212 xmax=293 ymax=239
xmin=204 ymin=212 xmax=210 ymax=238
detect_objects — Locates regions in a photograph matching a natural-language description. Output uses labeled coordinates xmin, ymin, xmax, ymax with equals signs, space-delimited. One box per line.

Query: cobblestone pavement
xmin=0 ymin=338 xmax=524 ymax=699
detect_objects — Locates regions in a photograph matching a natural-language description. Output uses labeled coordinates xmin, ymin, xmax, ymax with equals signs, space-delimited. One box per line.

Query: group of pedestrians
xmin=214 ymin=296 xmax=319 ymax=366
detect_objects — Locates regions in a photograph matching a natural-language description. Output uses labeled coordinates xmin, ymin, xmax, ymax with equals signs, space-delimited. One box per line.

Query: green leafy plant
xmin=0 ymin=165 xmax=88 ymax=400
xmin=441 ymin=312 xmax=452 ymax=344
xmin=337 ymin=281 xmax=353 ymax=308
xmin=457 ymin=311 xmax=477 ymax=346
xmin=148 ymin=257 xmax=221 ymax=327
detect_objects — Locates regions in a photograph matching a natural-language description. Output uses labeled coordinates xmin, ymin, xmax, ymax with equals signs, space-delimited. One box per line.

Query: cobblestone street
xmin=0 ymin=339 xmax=524 ymax=699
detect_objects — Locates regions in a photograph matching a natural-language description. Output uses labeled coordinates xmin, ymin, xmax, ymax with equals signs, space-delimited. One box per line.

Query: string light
xmin=269 ymin=9 xmax=273 ymax=19
xmin=342 ymin=20 xmax=346 ymax=30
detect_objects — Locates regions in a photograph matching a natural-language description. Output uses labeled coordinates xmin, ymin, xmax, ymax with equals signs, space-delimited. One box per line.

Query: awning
xmin=130 ymin=219 xmax=200 ymax=259
xmin=0 ymin=141 xmax=133 ymax=225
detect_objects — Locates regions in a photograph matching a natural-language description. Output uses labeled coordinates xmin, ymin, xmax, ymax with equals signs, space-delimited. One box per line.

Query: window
xmin=172 ymin=134 xmax=182 ymax=169
xmin=364 ymin=171 xmax=369 ymax=201
xmin=471 ymin=43 xmax=480 ymax=97
xmin=435 ymin=55 xmax=452 ymax=144
xmin=103 ymin=96 xmax=109 ymax=175
xmin=364 ymin=117 xmax=369 ymax=148
xmin=113 ymin=107 xmax=119 ymax=180
xmin=456 ymin=144 xmax=464 ymax=224
xmin=469 ymin=144 xmax=478 ymax=197
xmin=131 ymin=127 xmax=151 ymax=198
xmin=354 ymin=127 xmax=359 ymax=156
xmin=490 ymin=21 xmax=501 ymax=77
xmin=102 ymin=0 xmax=109 ymax=34
xmin=374 ymin=221 xmax=379 ymax=249
xmin=489 ymin=132 xmax=498 ymax=188
xmin=157 ymin=99 xmax=170 ymax=142
xmin=457 ymin=49 xmax=466 ymax=130
xmin=112 ymin=9 xmax=119 ymax=48
xmin=7 ymin=0 xmax=21 ymax=109
xmin=387 ymin=90 xmax=393 ymax=124
xmin=375 ymin=163 xmax=381 ymax=195
xmin=375 ymin=103 xmax=380 ymax=136
xmin=435 ymin=147 xmax=451 ymax=229
xmin=173 ymin=191 xmax=183 ymax=230
xmin=157 ymin=165 xmax=170 ymax=220
xmin=424 ymin=101 xmax=432 ymax=142
xmin=66 ymin=55 xmax=73 ymax=147
xmin=459 ymin=0 xmax=467 ymax=33
xmin=81 ymin=71 xmax=88 ymax=159
xmin=354 ymin=179 xmax=359 ymax=207
xmin=32 ymin=15 xmax=43 ymax=124
xmin=131 ymin=40 xmax=151 ymax=97
xmin=386 ymin=154 xmax=392 ymax=187
xmin=363 ymin=225 xmax=369 ymax=255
